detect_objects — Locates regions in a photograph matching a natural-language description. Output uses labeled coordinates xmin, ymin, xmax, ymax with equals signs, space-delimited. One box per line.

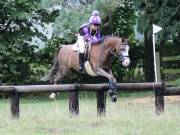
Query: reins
xmin=110 ymin=49 xmax=129 ymax=62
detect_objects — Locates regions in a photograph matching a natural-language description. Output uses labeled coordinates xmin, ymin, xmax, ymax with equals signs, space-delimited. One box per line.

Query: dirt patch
xmin=164 ymin=96 xmax=180 ymax=103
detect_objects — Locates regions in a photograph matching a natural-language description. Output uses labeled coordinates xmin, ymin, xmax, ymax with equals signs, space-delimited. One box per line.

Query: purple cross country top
xmin=79 ymin=23 xmax=102 ymax=45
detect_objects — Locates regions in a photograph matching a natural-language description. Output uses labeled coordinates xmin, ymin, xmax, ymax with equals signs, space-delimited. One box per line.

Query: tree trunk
xmin=144 ymin=29 xmax=154 ymax=82
xmin=159 ymin=31 xmax=166 ymax=56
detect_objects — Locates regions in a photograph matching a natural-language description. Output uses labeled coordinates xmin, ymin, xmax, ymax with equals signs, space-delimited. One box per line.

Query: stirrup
xmin=79 ymin=67 xmax=83 ymax=72
xmin=79 ymin=65 xmax=83 ymax=72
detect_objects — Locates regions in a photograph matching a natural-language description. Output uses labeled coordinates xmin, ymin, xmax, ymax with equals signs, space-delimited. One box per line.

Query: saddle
xmin=72 ymin=42 xmax=96 ymax=76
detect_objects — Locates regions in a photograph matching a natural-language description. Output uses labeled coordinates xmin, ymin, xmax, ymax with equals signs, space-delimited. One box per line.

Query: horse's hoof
xmin=111 ymin=95 xmax=117 ymax=102
xmin=108 ymin=89 xmax=115 ymax=97
xmin=49 ymin=93 xmax=56 ymax=99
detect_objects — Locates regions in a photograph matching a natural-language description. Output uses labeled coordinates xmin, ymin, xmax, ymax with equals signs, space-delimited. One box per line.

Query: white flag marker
xmin=153 ymin=24 xmax=162 ymax=34
xmin=152 ymin=24 xmax=162 ymax=83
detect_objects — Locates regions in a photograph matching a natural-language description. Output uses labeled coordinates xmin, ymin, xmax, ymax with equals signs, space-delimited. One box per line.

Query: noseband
xmin=110 ymin=45 xmax=129 ymax=62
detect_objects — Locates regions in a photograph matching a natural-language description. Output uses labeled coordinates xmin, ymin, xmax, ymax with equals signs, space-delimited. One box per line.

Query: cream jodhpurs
xmin=77 ymin=34 xmax=86 ymax=53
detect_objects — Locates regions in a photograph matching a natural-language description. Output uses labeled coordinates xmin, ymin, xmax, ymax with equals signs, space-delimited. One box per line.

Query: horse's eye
xmin=112 ymin=49 xmax=116 ymax=52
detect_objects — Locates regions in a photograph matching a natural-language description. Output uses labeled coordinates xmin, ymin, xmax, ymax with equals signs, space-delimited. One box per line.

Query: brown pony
xmin=44 ymin=36 xmax=130 ymax=102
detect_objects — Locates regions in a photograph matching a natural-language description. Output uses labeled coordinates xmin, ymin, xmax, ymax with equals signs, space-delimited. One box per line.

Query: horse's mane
xmin=103 ymin=35 xmax=126 ymax=44
xmin=104 ymin=35 xmax=116 ymax=40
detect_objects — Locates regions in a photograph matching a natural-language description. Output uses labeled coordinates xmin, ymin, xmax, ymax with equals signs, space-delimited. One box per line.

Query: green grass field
xmin=0 ymin=92 xmax=180 ymax=135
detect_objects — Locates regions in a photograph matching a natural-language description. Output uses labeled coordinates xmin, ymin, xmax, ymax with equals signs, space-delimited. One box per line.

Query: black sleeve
xmin=79 ymin=28 xmax=85 ymax=36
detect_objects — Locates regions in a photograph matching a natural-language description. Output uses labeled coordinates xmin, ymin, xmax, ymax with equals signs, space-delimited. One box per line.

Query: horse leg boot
xmin=108 ymin=80 xmax=118 ymax=102
xmin=96 ymin=67 xmax=117 ymax=102
xmin=79 ymin=53 xmax=84 ymax=72
xmin=108 ymin=69 xmax=118 ymax=98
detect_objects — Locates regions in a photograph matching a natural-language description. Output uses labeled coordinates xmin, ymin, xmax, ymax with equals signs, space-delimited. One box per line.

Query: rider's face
xmin=91 ymin=24 xmax=99 ymax=31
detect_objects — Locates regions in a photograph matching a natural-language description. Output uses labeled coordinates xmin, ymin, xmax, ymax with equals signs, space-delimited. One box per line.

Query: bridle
xmin=110 ymin=43 xmax=129 ymax=62
xmin=98 ymin=37 xmax=130 ymax=66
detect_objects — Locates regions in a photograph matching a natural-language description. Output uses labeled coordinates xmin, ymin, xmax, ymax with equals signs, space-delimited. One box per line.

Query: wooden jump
xmin=0 ymin=82 xmax=163 ymax=92
xmin=1 ymin=82 xmax=180 ymax=119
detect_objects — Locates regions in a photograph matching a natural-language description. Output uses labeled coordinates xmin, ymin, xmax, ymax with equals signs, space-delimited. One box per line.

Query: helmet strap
xmin=90 ymin=27 xmax=97 ymax=36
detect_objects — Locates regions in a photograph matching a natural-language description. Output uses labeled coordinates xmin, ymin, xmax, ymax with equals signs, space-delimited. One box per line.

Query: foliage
xmin=0 ymin=0 xmax=59 ymax=84
xmin=112 ymin=0 xmax=136 ymax=38
xmin=51 ymin=0 xmax=125 ymax=42
xmin=135 ymin=0 xmax=180 ymax=82
xmin=109 ymin=0 xmax=142 ymax=81
xmin=136 ymin=0 xmax=180 ymax=50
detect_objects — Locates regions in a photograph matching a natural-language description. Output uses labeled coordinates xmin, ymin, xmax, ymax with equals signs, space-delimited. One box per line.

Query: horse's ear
xmin=125 ymin=39 xmax=129 ymax=44
xmin=122 ymin=38 xmax=124 ymax=43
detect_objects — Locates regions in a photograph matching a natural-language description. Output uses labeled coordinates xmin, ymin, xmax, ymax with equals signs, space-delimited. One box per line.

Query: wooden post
xmin=155 ymin=52 xmax=164 ymax=114
xmin=97 ymin=90 xmax=106 ymax=116
xmin=69 ymin=90 xmax=79 ymax=115
xmin=10 ymin=90 xmax=19 ymax=119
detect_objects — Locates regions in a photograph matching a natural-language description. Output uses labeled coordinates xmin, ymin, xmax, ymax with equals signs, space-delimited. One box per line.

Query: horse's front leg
xmin=96 ymin=67 xmax=117 ymax=102
xmin=108 ymin=69 xmax=118 ymax=95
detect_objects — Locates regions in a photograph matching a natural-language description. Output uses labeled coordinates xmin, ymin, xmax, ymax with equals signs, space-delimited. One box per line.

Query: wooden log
xmin=0 ymin=82 xmax=164 ymax=92
xmin=97 ymin=90 xmax=106 ymax=116
xmin=69 ymin=91 xmax=79 ymax=115
xmin=10 ymin=90 xmax=19 ymax=119
xmin=163 ymin=87 xmax=180 ymax=96
xmin=0 ymin=86 xmax=14 ymax=92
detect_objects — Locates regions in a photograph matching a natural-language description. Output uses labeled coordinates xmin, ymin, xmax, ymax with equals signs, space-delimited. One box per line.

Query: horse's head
xmin=105 ymin=37 xmax=130 ymax=67
xmin=117 ymin=38 xmax=130 ymax=67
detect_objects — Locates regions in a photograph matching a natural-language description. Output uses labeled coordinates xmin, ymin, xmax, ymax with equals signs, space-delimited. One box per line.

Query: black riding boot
xmin=79 ymin=53 xmax=84 ymax=72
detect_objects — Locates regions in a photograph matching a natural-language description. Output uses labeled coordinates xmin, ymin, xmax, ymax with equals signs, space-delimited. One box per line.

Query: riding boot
xmin=79 ymin=53 xmax=84 ymax=72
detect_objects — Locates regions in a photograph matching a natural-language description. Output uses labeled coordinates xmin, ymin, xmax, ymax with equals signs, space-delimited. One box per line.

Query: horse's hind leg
xmin=54 ymin=70 xmax=67 ymax=84
xmin=49 ymin=68 xmax=69 ymax=99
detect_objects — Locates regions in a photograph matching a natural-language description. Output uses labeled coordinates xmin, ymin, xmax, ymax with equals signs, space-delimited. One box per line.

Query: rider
xmin=77 ymin=10 xmax=102 ymax=72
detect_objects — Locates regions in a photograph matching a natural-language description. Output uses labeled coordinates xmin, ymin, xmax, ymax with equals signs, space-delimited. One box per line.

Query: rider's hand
xmin=99 ymin=36 xmax=104 ymax=43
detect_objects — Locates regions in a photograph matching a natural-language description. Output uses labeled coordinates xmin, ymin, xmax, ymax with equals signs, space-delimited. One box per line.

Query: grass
xmin=163 ymin=69 xmax=180 ymax=74
xmin=162 ymin=56 xmax=180 ymax=61
xmin=0 ymin=92 xmax=180 ymax=135
xmin=166 ymin=78 xmax=180 ymax=87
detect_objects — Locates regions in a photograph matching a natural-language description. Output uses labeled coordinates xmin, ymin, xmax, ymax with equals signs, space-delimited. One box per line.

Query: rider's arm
xmin=79 ymin=27 xmax=91 ymax=42
xmin=79 ymin=27 xmax=103 ymax=44
xmin=90 ymin=30 xmax=103 ymax=45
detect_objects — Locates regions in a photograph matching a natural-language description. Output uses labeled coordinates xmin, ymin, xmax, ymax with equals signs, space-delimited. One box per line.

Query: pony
xmin=44 ymin=36 xmax=130 ymax=102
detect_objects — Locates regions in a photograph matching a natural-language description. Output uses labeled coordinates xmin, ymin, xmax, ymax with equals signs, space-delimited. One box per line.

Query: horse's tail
xmin=52 ymin=46 xmax=61 ymax=68
xmin=41 ymin=46 xmax=62 ymax=83
xmin=49 ymin=46 xmax=63 ymax=83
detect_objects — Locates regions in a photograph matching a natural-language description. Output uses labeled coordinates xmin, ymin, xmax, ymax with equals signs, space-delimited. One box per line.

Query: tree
xmin=0 ymin=0 xmax=59 ymax=84
xmin=136 ymin=0 xmax=180 ymax=82
xmin=48 ymin=0 xmax=125 ymax=42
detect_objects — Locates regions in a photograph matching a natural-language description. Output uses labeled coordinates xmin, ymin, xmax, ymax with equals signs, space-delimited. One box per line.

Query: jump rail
xmin=0 ymin=82 xmax=163 ymax=92
xmin=1 ymin=82 xmax=180 ymax=119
